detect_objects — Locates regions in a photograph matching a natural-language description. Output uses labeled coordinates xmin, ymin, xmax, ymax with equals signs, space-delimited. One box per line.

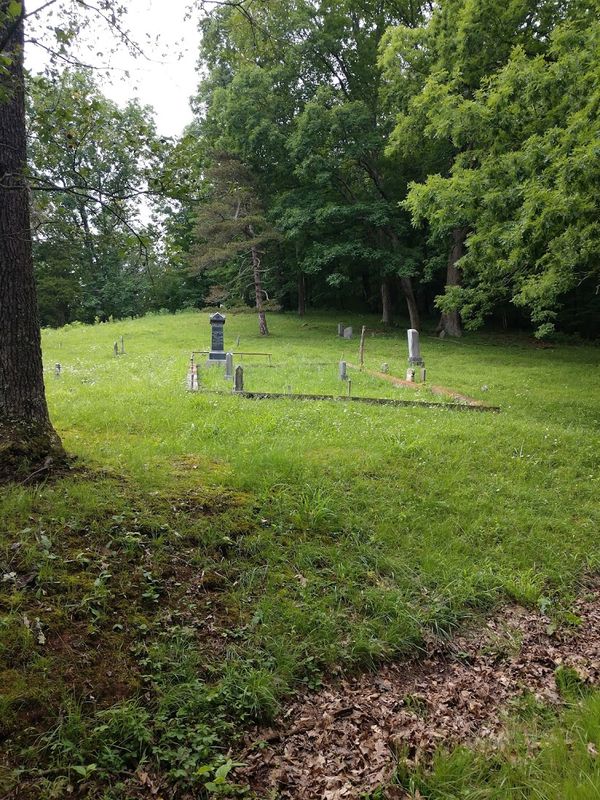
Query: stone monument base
xmin=406 ymin=366 xmax=426 ymax=383
xmin=206 ymin=351 xmax=227 ymax=364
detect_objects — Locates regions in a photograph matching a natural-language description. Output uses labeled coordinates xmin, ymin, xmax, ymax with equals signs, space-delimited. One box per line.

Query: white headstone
xmin=343 ymin=326 xmax=353 ymax=339
xmin=407 ymin=329 xmax=423 ymax=364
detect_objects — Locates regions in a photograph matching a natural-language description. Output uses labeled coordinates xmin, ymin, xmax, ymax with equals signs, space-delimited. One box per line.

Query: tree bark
xmin=297 ymin=272 xmax=306 ymax=316
xmin=380 ymin=278 xmax=392 ymax=325
xmin=384 ymin=226 xmax=420 ymax=330
xmin=437 ymin=227 xmax=467 ymax=338
xmin=399 ymin=276 xmax=420 ymax=331
xmin=250 ymin=244 xmax=269 ymax=336
xmin=0 ymin=3 xmax=65 ymax=481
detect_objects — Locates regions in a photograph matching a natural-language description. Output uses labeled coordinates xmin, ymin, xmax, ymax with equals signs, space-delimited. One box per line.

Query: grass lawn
xmin=1 ymin=310 xmax=599 ymax=799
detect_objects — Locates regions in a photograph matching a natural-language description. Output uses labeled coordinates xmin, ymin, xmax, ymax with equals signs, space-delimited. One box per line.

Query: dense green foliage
xmin=394 ymin=8 xmax=600 ymax=337
xmin=28 ymin=71 xmax=161 ymax=325
xmin=1 ymin=311 xmax=599 ymax=797
xmin=27 ymin=71 xmax=203 ymax=326
xmin=163 ymin=0 xmax=597 ymax=336
xmin=28 ymin=1 xmax=599 ymax=336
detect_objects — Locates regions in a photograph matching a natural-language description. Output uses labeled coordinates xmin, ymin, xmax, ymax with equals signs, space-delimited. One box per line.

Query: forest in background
xmin=29 ymin=0 xmax=600 ymax=338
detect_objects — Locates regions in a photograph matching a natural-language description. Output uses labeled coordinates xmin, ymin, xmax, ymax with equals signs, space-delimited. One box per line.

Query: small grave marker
xmin=113 ymin=341 xmax=119 ymax=357
xmin=339 ymin=360 xmax=347 ymax=381
xmin=337 ymin=322 xmax=345 ymax=337
xmin=343 ymin=326 xmax=353 ymax=339
xmin=120 ymin=335 xmax=125 ymax=355
xmin=381 ymin=362 xmax=389 ymax=374
xmin=224 ymin=352 xmax=234 ymax=380
xmin=54 ymin=363 xmax=61 ymax=378
xmin=233 ymin=365 xmax=244 ymax=393
xmin=187 ymin=356 xmax=199 ymax=391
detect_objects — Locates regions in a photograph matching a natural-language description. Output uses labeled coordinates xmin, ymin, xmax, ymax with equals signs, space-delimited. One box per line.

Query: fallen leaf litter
xmin=236 ymin=587 xmax=600 ymax=799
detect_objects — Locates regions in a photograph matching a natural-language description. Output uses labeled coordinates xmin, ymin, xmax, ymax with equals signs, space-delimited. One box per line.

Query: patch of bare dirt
xmin=236 ymin=588 xmax=600 ymax=799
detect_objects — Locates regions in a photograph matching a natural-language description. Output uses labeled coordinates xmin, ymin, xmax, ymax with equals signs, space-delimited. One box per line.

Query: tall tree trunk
xmin=384 ymin=226 xmax=420 ymax=330
xmin=0 ymin=3 xmax=65 ymax=481
xmin=437 ymin=227 xmax=467 ymax=338
xmin=251 ymin=244 xmax=269 ymax=336
xmin=380 ymin=278 xmax=392 ymax=325
xmin=297 ymin=272 xmax=306 ymax=316
xmin=399 ymin=276 xmax=420 ymax=331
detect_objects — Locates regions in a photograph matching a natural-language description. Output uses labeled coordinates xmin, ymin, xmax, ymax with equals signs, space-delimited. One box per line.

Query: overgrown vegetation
xmin=1 ymin=311 xmax=598 ymax=797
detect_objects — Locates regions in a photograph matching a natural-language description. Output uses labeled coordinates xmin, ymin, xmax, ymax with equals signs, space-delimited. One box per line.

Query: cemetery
xmin=1 ymin=308 xmax=598 ymax=798
xmin=187 ymin=313 xmax=499 ymax=412
xmin=0 ymin=0 xmax=598 ymax=797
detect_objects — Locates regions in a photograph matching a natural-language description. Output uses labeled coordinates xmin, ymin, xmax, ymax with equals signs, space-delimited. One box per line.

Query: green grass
xmin=394 ymin=691 xmax=600 ymax=799
xmin=1 ymin=310 xmax=599 ymax=798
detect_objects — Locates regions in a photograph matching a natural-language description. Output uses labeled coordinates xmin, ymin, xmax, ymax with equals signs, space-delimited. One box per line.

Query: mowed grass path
xmin=1 ymin=310 xmax=599 ymax=798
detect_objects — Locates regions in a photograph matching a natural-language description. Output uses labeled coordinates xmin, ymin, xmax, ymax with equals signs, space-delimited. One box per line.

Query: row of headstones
xmin=338 ymin=324 xmax=427 ymax=382
xmin=188 ymin=354 xmax=244 ymax=393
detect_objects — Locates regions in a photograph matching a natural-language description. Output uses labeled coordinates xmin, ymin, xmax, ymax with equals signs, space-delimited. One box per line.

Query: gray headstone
xmin=233 ymin=365 xmax=244 ymax=393
xmin=224 ymin=352 xmax=233 ymax=379
xmin=113 ymin=341 xmax=119 ymax=357
xmin=54 ymin=363 xmax=61 ymax=378
xmin=343 ymin=326 xmax=353 ymax=339
xmin=407 ymin=329 xmax=424 ymax=366
xmin=380 ymin=362 xmax=389 ymax=374
xmin=339 ymin=360 xmax=347 ymax=381
xmin=337 ymin=322 xmax=345 ymax=337
xmin=120 ymin=335 xmax=125 ymax=355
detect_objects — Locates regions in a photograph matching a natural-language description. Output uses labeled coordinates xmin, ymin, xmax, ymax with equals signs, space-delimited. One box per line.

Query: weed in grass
xmin=555 ymin=665 xmax=591 ymax=703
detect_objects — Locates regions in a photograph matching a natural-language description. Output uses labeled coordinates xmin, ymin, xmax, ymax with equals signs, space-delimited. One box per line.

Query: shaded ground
xmin=237 ymin=584 xmax=600 ymax=798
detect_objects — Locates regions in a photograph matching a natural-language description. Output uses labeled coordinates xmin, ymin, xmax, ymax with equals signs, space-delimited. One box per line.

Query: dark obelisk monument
xmin=208 ymin=312 xmax=227 ymax=363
